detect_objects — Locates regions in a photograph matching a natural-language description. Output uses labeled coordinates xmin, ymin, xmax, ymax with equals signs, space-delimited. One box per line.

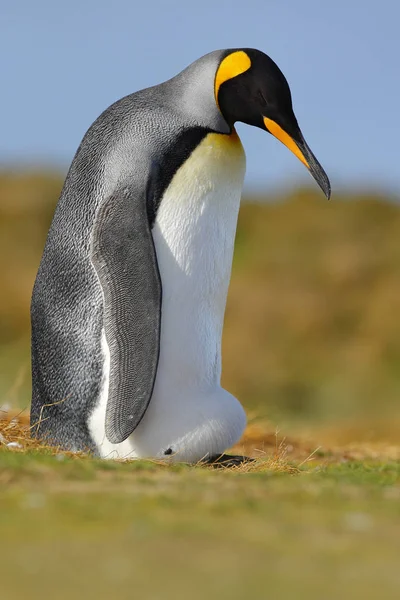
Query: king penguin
xmin=30 ymin=48 xmax=330 ymax=463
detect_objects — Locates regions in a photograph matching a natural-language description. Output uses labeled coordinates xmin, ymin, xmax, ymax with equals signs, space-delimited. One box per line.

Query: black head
xmin=215 ymin=48 xmax=331 ymax=198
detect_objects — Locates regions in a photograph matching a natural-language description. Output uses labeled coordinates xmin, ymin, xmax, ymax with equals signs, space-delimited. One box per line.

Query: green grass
xmin=1 ymin=449 xmax=399 ymax=600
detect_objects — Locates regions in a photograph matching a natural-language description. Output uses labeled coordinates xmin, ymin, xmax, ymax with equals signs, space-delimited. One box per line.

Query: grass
xmin=1 ymin=410 xmax=399 ymax=600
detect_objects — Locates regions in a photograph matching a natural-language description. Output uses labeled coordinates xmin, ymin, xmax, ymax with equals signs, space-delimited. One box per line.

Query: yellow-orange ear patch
xmin=215 ymin=51 xmax=251 ymax=107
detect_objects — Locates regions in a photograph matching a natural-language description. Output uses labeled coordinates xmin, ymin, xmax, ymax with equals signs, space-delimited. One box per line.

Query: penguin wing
xmin=91 ymin=178 xmax=162 ymax=444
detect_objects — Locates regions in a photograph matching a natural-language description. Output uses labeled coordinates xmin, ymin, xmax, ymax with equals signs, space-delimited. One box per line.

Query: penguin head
xmin=215 ymin=49 xmax=331 ymax=198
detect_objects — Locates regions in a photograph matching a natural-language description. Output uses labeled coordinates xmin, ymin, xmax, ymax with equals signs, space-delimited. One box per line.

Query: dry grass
xmin=1 ymin=407 xmax=399 ymax=472
xmin=1 ymin=410 xmax=399 ymax=600
xmin=0 ymin=407 xmax=297 ymax=473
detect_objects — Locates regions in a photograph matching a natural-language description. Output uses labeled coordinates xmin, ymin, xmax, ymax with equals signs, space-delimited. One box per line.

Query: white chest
xmin=90 ymin=131 xmax=248 ymax=462
xmin=152 ymin=131 xmax=246 ymax=386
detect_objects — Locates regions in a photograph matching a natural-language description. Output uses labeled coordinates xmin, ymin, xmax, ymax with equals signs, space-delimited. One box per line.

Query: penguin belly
xmin=88 ymin=131 xmax=247 ymax=461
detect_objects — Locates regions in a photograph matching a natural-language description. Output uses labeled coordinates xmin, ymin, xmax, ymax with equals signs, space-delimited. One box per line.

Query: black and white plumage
xmin=31 ymin=48 xmax=330 ymax=462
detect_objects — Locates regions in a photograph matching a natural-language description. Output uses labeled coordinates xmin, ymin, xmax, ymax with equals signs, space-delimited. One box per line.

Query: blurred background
xmin=1 ymin=0 xmax=400 ymax=434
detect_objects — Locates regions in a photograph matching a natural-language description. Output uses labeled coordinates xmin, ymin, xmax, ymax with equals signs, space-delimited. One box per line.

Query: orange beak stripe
xmin=263 ymin=117 xmax=309 ymax=169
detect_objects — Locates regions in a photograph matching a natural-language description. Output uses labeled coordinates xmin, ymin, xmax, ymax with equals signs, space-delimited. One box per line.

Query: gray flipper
xmin=91 ymin=179 xmax=162 ymax=444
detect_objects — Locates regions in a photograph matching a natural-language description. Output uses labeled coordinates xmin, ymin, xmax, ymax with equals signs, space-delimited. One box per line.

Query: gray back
xmin=30 ymin=49 xmax=231 ymax=451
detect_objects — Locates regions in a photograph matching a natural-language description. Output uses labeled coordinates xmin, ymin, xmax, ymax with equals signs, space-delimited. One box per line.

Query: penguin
xmin=30 ymin=48 xmax=330 ymax=464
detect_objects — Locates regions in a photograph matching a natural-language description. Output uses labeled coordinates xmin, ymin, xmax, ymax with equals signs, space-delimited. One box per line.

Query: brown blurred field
xmin=1 ymin=171 xmax=400 ymax=434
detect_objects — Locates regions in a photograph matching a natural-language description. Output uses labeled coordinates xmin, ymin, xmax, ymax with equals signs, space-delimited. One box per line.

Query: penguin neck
xmin=163 ymin=53 xmax=231 ymax=134
xmin=151 ymin=130 xmax=246 ymax=390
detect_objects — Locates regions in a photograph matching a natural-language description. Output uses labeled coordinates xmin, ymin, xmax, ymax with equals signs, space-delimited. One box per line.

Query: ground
xmin=1 ymin=410 xmax=399 ymax=600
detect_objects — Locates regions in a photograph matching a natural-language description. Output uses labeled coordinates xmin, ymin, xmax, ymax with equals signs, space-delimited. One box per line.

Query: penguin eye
xmin=258 ymin=89 xmax=267 ymax=105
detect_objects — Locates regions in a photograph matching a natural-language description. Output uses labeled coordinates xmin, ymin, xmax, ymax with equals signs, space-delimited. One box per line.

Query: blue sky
xmin=1 ymin=0 xmax=399 ymax=194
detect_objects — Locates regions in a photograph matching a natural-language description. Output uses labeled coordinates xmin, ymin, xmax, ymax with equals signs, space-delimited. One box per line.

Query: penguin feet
xmin=205 ymin=453 xmax=255 ymax=468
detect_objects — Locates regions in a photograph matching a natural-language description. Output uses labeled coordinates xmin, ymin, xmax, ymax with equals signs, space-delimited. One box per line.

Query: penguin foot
xmin=205 ymin=454 xmax=255 ymax=468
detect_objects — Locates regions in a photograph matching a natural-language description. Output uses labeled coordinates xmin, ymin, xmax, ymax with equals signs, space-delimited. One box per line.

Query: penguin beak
xmin=263 ymin=117 xmax=331 ymax=199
